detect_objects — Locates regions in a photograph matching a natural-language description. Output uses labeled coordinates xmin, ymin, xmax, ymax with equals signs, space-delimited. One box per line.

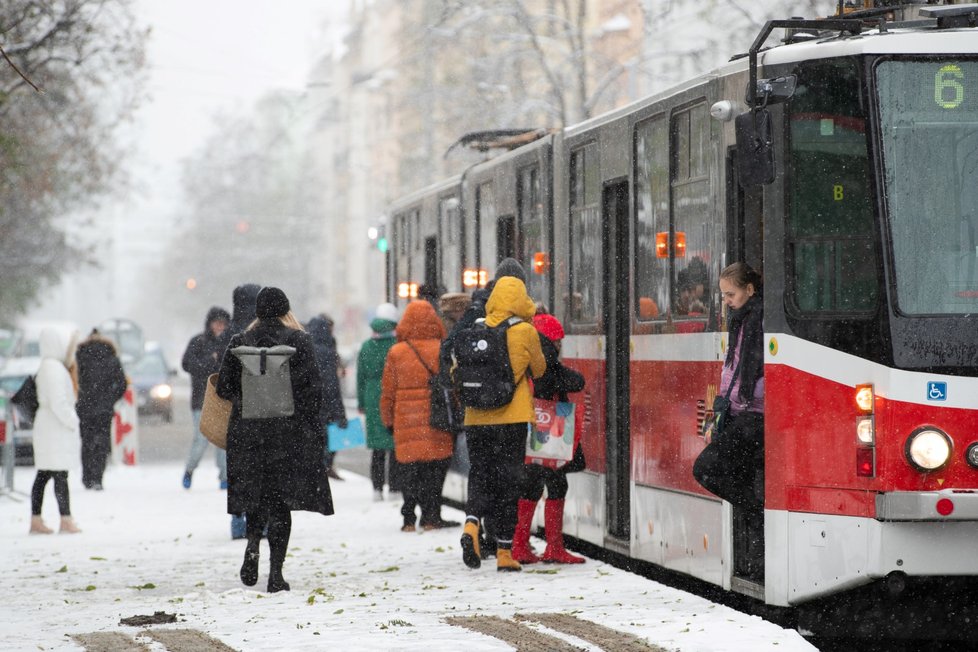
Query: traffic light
xmin=370 ymin=224 xmax=389 ymax=252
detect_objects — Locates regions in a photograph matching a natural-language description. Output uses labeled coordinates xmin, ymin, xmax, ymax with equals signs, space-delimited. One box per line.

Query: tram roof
xmin=385 ymin=174 xmax=461 ymax=214
xmin=565 ymin=12 xmax=977 ymax=138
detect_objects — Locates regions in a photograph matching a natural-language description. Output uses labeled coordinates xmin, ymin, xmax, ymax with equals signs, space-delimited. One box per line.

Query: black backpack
xmin=451 ymin=317 xmax=520 ymax=410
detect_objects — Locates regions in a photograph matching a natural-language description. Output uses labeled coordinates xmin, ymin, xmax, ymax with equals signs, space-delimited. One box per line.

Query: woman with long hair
xmin=216 ymin=287 xmax=333 ymax=592
xmin=692 ymin=262 xmax=764 ymax=578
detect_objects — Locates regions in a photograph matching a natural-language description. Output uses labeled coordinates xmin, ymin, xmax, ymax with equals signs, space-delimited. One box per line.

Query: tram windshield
xmin=876 ymin=59 xmax=978 ymax=315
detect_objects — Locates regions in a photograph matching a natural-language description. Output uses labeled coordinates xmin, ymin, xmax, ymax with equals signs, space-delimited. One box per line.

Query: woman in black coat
xmin=75 ymin=331 xmax=128 ymax=490
xmin=306 ymin=314 xmax=348 ymax=478
xmin=216 ymin=287 xmax=333 ymax=593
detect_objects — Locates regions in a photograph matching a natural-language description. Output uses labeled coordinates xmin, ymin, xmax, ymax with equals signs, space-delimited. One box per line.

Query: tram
xmin=384 ymin=2 xmax=978 ymax=641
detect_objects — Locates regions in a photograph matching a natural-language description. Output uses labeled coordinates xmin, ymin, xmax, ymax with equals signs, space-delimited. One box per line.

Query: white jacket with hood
xmin=33 ymin=328 xmax=81 ymax=471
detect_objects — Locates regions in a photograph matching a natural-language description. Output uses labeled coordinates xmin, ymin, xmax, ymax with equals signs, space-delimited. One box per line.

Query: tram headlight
xmin=856 ymin=416 xmax=875 ymax=445
xmin=905 ymin=428 xmax=952 ymax=472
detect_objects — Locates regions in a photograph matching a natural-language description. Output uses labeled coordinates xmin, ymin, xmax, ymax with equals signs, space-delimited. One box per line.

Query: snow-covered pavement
xmin=0 ymin=462 xmax=817 ymax=651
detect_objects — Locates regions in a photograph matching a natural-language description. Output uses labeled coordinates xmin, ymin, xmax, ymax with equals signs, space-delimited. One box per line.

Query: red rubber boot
xmin=510 ymin=499 xmax=541 ymax=564
xmin=541 ymin=499 xmax=585 ymax=564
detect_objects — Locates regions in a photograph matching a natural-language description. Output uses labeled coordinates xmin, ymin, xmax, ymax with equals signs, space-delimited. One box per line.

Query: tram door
xmin=424 ymin=237 xmax=438 ymax=290
xmin=726 ymin=148 xmax=765 ymax=582
xmin=602 ymin=179 xmax=631 ymax=542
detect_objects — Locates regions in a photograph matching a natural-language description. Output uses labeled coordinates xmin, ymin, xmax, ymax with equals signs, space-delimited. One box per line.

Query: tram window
xmin=569 ymin=144 xmax=601 ymax=323
xmin=787 ymin=59 xmax=877 ymax=314
xmin=877 ymin=59 xmax=978 ymax=315
xmin=413 ymin=210 xmax=422 ymax=253
xmin=635 ymin=116 xmax=670 ymax=320
xmin=476 ymin=182 xmax=496 ymax=273
xmin=672 ymin=103 xmax=713 ymax=326
xmin=396 ymin=213 xmax=408 ymax=256
xmin=519 ymin=164 xmax=548 ymax=307
xmin=439 ymin=196 xmax=461 ymax=291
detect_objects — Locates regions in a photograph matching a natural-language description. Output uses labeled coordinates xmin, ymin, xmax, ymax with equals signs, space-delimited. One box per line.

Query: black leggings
xmin=521 ymin=444 xmax=585 ymax=501
xmin=31 ymin=470 xmax=71 ymax=516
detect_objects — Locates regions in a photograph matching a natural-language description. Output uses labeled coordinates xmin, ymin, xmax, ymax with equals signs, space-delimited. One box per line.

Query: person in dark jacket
xmin=510 ymin=313 xmax=587 ymax=564
xmin=307 ymin=313 xmax=348 ymax=480
xmin=357 ymin=303 xmax=401 ymax=500
xmin=228 ymin=283 xmax=260 ymax=540
xmin=217 ymin=286 xmax=333 ymax=593
xmin=75 ymin=330 xmax=128 ymax=490
xmin=181 ymin=307 xmax=231 ymax=490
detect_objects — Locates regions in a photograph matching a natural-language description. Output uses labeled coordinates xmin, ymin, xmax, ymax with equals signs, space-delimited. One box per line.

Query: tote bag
xmin=525 ymin=398 xmax=577 ymax=469
xmin=200 ymin=373 xmax=231 ymax=450
xmin=327 ymin=416 xmax=366 ymax=452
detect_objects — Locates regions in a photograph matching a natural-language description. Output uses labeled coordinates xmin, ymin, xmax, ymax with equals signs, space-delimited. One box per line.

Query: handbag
xmin=200 ymin=373 xmax=231 ymax=449
xmin=404 ymin=340 xmax=459 ymax=433
xmin=701 ymin=396 xmax=731 ymax=443
xmin=525 ymin=398 xmax=577 ymax=469
xmin=11 ymin=375 xmax=38 ymax=424
xmin=701 ymin=357 xmax=743 ymax=443
xmin=327 ymin=416 xmax=365 ymax=451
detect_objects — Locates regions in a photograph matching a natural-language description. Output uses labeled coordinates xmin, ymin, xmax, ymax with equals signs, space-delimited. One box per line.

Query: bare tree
xmin=0 ymin=0 xmax=147 ymax=320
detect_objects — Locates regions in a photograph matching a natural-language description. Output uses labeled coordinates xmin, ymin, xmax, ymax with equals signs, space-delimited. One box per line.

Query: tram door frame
xmin=602 ymin=177 xmax=631 ymax=544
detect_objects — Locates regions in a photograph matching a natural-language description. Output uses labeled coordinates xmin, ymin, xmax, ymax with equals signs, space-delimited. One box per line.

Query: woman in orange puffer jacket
xmin=380 ymin=300 xmax=457 ymax=531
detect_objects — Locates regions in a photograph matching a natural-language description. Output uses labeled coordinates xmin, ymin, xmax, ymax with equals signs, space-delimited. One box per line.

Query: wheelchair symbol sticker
xmin=927 ymin=382 xmax=948 ymax=401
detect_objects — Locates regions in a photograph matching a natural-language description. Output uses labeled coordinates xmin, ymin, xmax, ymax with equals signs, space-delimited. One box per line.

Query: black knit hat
xmin=255 ymin=287 xmax=290 ymax=319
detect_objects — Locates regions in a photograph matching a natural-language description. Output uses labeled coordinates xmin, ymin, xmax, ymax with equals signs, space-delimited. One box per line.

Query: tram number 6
xmin=935 ymin=64 xmax=964 ymax=110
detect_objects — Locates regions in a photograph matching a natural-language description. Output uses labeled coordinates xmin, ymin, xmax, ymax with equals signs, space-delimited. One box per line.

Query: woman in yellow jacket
xmin=460 ymin=275 xmax=546 ymax=572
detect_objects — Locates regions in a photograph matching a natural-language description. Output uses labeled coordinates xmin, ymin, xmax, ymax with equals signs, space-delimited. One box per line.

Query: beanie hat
xmin=375 ymin=303 xmax=399 ymax=323
xmin=255 ymin=287 xmax=290 ymax=319
xmin=533 ymin=313 xmax=565 ymax=342
xmin=494 ymin=257 xmax=527 ymax=283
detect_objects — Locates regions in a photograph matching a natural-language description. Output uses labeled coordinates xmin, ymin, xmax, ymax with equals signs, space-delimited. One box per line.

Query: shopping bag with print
xmin=525 ymin=399 xmax=576 ymax=469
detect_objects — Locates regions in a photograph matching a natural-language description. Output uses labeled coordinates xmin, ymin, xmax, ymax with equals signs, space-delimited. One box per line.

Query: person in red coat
xmin=380 ymin=300 xmax=457 ymax=531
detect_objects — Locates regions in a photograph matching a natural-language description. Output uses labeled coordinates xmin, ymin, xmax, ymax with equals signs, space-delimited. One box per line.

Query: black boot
xmin=266 ymin=506 xmax=292 ymax=593
xmin=240 ymin=540 xmax=259 ymax=586
xmin=267 ymin=566 xmax=290 ymax=593
xmin=240 ymin=514 xmax=263 ymax=587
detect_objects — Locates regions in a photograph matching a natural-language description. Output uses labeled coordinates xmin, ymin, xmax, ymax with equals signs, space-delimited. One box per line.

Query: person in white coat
xmin=29 ymin=328 xmax=82 ymax=534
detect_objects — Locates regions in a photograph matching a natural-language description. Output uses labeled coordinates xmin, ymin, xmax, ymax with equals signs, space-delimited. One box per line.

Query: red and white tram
xmin=385 ymin=2 xmax=978 ymax=641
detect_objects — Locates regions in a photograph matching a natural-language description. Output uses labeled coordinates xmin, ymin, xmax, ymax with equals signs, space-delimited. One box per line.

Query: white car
xmin=0 ymin=356 xmax=42 ymax=466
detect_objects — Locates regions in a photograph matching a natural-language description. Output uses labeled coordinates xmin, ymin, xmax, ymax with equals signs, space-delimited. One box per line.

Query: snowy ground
xmin=0 ymin=462 xmax=817 ymax=651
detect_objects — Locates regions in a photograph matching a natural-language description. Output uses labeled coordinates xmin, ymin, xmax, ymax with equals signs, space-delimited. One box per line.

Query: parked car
xmin=0 ymin=356 xmax=41 ymax=466
xmin=124 ymin=343 xmax=174 ymax=423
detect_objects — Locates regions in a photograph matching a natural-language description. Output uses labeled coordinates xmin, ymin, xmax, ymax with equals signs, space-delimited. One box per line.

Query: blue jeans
xmin=185 ymin=409 xmax=227 ymax=482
